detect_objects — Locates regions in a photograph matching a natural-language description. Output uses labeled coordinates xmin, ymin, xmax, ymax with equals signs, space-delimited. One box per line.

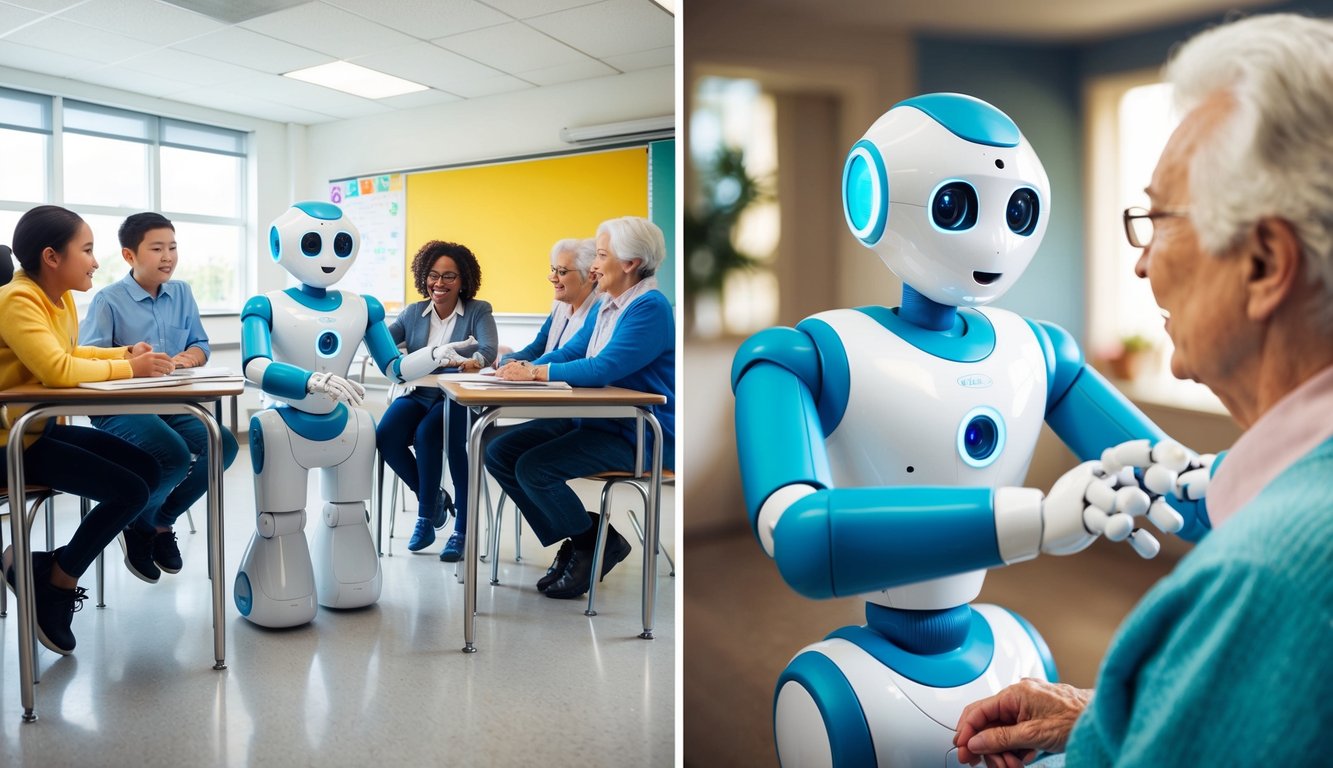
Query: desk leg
xmin=9 ymin=410 xmax=44 ymax=721
xmin=185 ymin=403 xmax=228 ymax=671
xmin=641 ymin=413 xmax=664 ymax=640
xmin=462 ymin=409 xmax=501 ymax=653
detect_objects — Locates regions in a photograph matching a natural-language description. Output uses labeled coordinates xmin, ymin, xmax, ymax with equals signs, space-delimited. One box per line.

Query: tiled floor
xmin=1 ymin=445 xmax=677 ymax=766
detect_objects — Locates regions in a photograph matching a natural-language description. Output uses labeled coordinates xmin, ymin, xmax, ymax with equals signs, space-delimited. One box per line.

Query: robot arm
xmin=242 ymin=295 xmax=364 ymax=406
xmin=363 ymin=295 xmax=484 ymax=382
xmin=1029 ymin=319 xmax=1215 ymax=542
xmin=732 ymin=327 xmax=1131 ymax=600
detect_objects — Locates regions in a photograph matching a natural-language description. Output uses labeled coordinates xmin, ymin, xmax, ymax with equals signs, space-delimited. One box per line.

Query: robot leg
xmin=235 ymin=411 xmax=317 ymax=628
xmin=311 ymin=407 xmax=381 ymax=609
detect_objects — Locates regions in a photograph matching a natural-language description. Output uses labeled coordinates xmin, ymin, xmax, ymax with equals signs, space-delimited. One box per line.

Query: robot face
xmin=842 ymin=93 xmax=1051 ymax=307
xmin=268 ymin=201 xmax=360 ymax=289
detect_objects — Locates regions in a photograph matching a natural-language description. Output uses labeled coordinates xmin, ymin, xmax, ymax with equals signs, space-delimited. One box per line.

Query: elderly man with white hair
xmin=955 ymin=13 xmax=1333 ymax=767
xmin=488 ymin=216 xmax=676 ymax=600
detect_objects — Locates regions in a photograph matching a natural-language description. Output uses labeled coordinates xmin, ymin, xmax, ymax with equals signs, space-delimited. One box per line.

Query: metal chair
xmin=582 ymin=469 xmax=676 ymax=617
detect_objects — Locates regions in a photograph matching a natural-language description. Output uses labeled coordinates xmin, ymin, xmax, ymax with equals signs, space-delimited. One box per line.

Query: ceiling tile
xmin=0 ymin=0 xmax=86 ymax=13
xmin=517 ymin=57 xmax=615 ymax=86
xmin=239 ymin=2 xmax=420 ymax=60
xmin=0 ymin=3 xmax=42 ymax=36
xmin=601 ymin=45 xmax=671 ymax=72
xmin=55 ymin=0 xmax=224 ymax=44
xmin=478 ymin=0 xmax=597 ymax=19
xmin=376 ymin=88 xmax=462 ymax=110
xmin=224 ymin=70 xmax=392 ymax=115
xmin=352 ymin=41 xmax=503 ymax=93
xmin=119 ymin=47 xmax=263 ymax=86
xmin=14 ymin=17 xmax=146 ymax=64
xmin=76 ymin=65 xmax=195 ymax=97
xmin=435 ymin=21 xmax=586 ymax=73
xmin=170 ymin=85 xmax=338 ymax=123
xmin=174 ymin=27 xmax=332 ymax=74
xmin=0 ymin=39 xmax=100 ymax=77
xmin=527 ymin=0 xmax=671 ymax=58
xmin=448 ymin=72 xmax=531 ymax=99
xmin=323 ymin=0 xmax=510 ymax=39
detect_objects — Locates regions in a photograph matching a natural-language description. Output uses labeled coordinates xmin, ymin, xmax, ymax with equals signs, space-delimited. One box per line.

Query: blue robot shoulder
xmin=732 ymin=316 xmax=852 ymax=434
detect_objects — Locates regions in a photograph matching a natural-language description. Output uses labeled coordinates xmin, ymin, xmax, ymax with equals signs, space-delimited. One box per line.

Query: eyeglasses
xmin=549 ymin=266 xmax=574 ymax=278
xmin=427 ymin=271 xmax=460 ymax=284
xmin=1123 ymin=206 xmax=1190 ymax=249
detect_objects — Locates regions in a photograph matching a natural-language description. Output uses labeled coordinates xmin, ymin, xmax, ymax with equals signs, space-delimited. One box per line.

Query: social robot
xmin=730 ymin=94 xmax=1216 ymax=766
xmin=236 ymin=201 xmax=481 ymax=628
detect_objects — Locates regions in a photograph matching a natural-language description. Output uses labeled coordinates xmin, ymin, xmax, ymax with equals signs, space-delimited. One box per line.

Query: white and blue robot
xmin=237 ymin=201 xmax=476 ymax=628
xmin=730 ymin=94 xmax=1216 ymax=766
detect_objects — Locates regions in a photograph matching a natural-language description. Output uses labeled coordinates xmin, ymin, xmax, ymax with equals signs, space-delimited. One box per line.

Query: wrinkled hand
xmin=955 ymin=679 xmax=1091 ymax=767
xmin=495 ymin=360 xmax=539 ymax=381
xmin=431 ymin=335 xmax=478 ymax=367
xmin=306 ymin=371 xmax=365 ymax=406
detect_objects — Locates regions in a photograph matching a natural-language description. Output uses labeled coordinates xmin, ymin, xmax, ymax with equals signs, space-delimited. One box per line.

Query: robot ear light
xmin=269 ymin=226 xmax=282 ymax=262
xmin=842 ymin=139 xmax=889 ymax=245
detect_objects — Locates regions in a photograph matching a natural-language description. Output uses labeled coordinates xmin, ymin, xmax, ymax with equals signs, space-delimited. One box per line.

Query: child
xmin=0 ymin=205 xmax=174 ymax=654
xmin=80 ymin=213 xmax=239 ymax=581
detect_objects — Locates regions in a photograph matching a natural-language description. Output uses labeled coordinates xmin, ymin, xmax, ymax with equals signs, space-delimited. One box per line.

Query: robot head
xmin=841 ymin=93 xmax=1050 ymax=307
xmin=268 ymin=201 xmax=360 ymax=289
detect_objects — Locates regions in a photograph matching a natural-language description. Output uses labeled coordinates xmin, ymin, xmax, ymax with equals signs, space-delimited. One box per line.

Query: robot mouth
xmin=973 ymin=271 xmax=1002 ymax=285
xmin=321 ymin=267 xmax=335 ymax=274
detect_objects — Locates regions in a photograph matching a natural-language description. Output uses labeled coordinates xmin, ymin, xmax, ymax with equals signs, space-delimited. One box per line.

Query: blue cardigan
xmin=1062 ymin=435 xmax=1333 ymax=765
xmin=533 ymin=289 xmax=675 ymax=467
xmin=504 ymin=297 xmax=601 ymax=363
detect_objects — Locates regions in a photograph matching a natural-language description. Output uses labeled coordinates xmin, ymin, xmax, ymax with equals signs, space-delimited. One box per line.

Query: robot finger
xmin=1113 ymin=486 xmax=1150 ymax=519
xmin=1084 ymin=477 xmax=1118 ymax=512
xmin=1103 ymin=512 xmax=1134 ymax=542
xmin=1145 ymin=497 xmax=1184 ymax=534
xmin=1141 ymin=464 xmax=1179 ymax=496
xmin=1100 ymin=439 xmax=1152 ymax=474
xmin=1149 ymin=439 xmax=1191 ymax=472
xmin=1082 ymin=504 xmax=1111 ymax=535
xmin=1175 ymin=467 xmax=1210 ymax=501
xmin=1126 ymin=528 xmax=1161 ymax=559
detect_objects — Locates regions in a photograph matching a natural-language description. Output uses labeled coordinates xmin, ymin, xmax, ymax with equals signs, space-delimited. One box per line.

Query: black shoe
xmin=152 ymin=530 xmax=182 ymax=574
xmin=3 ymin=546 xmax=85 ymax=655
xmin=544 ymin=527 xmax=632 ymax=600
xmin=430 ymin=491 xmax=454 ymax=531
xmin=118 ymin=528 xmax=161 ymax=583
xmin=536 ymin=540 xmax=574 ymax=592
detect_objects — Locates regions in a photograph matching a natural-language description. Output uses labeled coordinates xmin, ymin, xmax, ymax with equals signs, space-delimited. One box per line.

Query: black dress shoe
xmin=544 ymin=527 xmax=632 ymax=600
xmin=536 ymin=540 xmax=574 ymax=592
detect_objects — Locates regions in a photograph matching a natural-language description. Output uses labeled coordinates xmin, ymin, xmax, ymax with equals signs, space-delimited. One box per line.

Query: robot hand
xmin=306 ymin=371 xmax=366 ymax=407
xmin=432 ymin=335 xmax=479 ymax=367
xmin=1039 ymin=461 xmax=1118 ymax=556
xmin=1099 ymin=439 xmax=1214 ymax=534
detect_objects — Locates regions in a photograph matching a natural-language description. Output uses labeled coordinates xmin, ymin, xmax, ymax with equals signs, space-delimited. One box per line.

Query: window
xmin=687 ymin=76 xmax=779 ymax=338
xmin=1086 ymin=73 xmax=1223 ymax=413
xmin=0 ymin=88 xmax=249 ymax=313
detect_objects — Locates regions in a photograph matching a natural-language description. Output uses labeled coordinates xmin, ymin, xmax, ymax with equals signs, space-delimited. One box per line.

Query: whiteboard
xmin=328 ymin=174 xmax=407 ymax=313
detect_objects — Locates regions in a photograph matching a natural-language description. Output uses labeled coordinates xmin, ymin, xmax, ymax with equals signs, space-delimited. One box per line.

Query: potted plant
xmin=1108 ymin=333 xmax=1155 ymax=380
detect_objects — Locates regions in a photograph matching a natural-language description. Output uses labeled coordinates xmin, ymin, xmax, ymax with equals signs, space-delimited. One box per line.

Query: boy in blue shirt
xmin=81 ymin=213 xmax=239 ymax=582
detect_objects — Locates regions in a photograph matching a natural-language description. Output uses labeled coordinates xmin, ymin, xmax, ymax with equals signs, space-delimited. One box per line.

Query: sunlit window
xmin=687 ymin=76 xmax=779 ymax=338
xmin=1087 ymin=76 xmax=1223 ymax=413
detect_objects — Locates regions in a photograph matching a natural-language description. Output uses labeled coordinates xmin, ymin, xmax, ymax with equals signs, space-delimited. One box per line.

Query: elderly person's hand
xmin=495 ymin=360 xmax=546 ymax=382
xmin=954 ymin=678 xmax=1091 ymax=766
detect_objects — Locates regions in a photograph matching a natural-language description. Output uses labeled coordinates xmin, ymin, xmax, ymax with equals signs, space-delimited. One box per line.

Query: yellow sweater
xmin=0 ymin=270 xmax=132 ymax=448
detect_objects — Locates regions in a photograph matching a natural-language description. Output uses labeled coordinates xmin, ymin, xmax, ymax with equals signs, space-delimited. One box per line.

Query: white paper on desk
xmin=78 ymin=376 xmax=196 ymax=391
xmin=459 ymin=380 xmax=572 ymax=390
xmin=168 ymin=366 xmax=238 ymax=380
xmin=437 ymin=372 xmax=495 ymax=383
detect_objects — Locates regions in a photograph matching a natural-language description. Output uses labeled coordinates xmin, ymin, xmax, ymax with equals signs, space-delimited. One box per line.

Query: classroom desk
xmin=438 ymin=380 xmax=667 ymax=653
xmin=0 ymin=379 xmax=241 ymax=723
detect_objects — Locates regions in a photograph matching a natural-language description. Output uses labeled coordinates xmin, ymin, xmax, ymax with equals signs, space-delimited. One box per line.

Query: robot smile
xmin=973 ymin=271 xmax=1002 ymax=285
xmin=321 ymin=266 xmax=335 ymax=274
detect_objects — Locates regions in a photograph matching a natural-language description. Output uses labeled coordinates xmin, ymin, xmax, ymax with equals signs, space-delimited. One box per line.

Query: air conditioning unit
xmin=559 ymin=116 xmax=674 ymax=145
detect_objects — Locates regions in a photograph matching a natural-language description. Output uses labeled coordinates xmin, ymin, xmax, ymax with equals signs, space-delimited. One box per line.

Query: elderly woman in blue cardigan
xmin=487 ymin=216 xmax=675 ymax=599
xmin=501 ymin=237 xmax=600 ymax=364
xmin=377 ymin=240 xmax=497 ymax=562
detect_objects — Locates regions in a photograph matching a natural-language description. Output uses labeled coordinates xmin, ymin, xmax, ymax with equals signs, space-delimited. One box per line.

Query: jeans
xmin=483 ymin=419 xmax=638 ymax=548
xmin=93 ymin=413 xmax=239 ymax=532
xmin=376 ymin=390 xmax=470 ymax=534
xmin=10 ymin=423 xmax=162 ymax=578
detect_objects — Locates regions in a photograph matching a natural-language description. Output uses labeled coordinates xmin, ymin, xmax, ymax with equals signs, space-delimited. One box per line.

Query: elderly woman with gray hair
xmin=955 ymin=13 xmax=1333 ymax=768
xmin=501 ymin=237 xmax=600 ymax=363
xmin=487 ymin=216 xmax=675 ymax=600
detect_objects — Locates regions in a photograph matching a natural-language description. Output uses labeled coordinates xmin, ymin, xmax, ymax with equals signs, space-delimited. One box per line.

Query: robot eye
xmin=301 ymin=232 xmax=322 ymax=257
xmin=333 ymin=232 xmax=353 ymax=258
xmin=1007 ymin=188 xmax=1040 ymax=236
xmin=931 ymin=182 xmax=978 ymax=231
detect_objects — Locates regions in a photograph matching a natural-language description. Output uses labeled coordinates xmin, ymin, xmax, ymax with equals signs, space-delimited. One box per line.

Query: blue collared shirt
xmin=80 ymin=272 xmax=210 ymax=358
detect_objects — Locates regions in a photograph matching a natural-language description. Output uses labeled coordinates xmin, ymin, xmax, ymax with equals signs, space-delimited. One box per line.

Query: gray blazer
xmin=389 ymin=298 xmax=500 ymax=379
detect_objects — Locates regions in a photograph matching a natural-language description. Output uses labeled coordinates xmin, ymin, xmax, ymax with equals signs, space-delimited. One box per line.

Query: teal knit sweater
xmin=1062 ymin=436 xmax=1333 ymax=765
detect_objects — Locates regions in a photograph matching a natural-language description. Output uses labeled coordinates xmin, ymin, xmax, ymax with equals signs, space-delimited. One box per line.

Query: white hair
xmin=549 ymin=237 xmax=596 ymax=279
xmin=597 ymin=216 xmax=666 ymax=278
xmin=1165 ymin=13 xmax=1333 ymax=325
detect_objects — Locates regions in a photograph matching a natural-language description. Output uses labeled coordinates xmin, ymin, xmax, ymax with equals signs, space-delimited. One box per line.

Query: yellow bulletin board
xmin=405 ymin=147 xmax=648 ymax=314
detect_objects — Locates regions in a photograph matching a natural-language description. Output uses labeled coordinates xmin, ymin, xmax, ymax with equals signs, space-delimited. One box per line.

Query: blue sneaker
xmin=407 ymin=518 xmax=436 ymax=552
xmin=440 ymin=532 xmax=465 ymax=563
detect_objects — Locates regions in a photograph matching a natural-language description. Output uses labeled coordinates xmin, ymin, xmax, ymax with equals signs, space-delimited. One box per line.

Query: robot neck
xmin=865 ymin=602 xmax=973 ymax=654
xmin=900 ymin=284 xmax=957 ymax=332
xmin=298 ymin=283 xmax=328 ymax=299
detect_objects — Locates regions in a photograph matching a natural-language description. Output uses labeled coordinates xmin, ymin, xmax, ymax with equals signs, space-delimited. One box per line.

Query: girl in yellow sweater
xmin=1 ymin=205 xmax=174 ymax=655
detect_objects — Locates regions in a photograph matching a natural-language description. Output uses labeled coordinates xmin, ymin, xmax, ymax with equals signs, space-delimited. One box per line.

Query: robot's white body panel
xmin=775 ymin=605 xmax=1050 ymax=768
xmin=814 ymin=306 xmax=1047 ymax=610
xmin=265 ymin=290 xmax=367 ymax=414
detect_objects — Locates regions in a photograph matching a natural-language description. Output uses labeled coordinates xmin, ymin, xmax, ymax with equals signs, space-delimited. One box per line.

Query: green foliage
xmin=1120 ymin=333 xmax=1154 ymax=354
xmin=684 ymin=146 xmax=767 ymax=296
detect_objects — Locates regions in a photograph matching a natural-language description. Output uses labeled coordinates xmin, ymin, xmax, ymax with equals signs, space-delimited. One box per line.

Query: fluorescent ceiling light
xmin=283 ymin=61 xmax=429 ymax=99
xmin=650 ymin=0 xmax=675 ymax=14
